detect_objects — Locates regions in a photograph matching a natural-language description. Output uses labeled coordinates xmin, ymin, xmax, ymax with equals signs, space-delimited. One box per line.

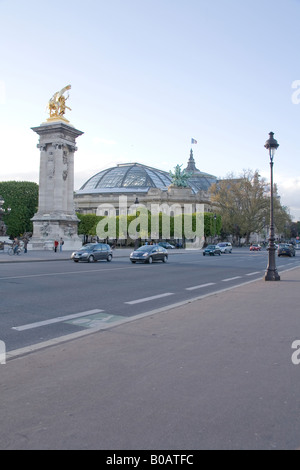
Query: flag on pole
xmin=191 ymin=138 xmax=197 ymax=144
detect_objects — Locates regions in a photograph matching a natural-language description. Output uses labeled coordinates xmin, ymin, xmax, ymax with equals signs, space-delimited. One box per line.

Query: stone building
xmin=74 ymin=150 xmax=217 ymax=217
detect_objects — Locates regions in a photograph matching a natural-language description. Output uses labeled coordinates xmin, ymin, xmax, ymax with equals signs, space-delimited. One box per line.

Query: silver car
xmin=71 ymin=243 xmax=113 ymax=263
xmin=217 ymin=242 xmax=232 ymax=253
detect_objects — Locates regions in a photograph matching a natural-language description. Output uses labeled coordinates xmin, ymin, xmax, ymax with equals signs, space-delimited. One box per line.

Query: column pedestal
xmin=30 ymin=120 xmax=84 ymax=251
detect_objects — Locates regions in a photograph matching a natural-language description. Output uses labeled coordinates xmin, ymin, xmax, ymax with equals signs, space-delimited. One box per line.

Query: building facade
xmin=74 ymin=150 xmax=217 ymax=217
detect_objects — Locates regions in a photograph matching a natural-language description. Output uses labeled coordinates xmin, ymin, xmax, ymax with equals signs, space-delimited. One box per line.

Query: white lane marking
xmin=245 ymin=272 xmax=261 ymax=276
xmin=125 ymin=293 xmax=174 ymax=305
xmin=7 ymin=265 xmax=300 ymax=362
xmin=222 ymin=276 xmax=242 ymax=282
xmin=0 ymin=266 xmax=141 ymax=281
xmin=12 ymin=309 xmax=104 ymax=331
xmin=186 ymin=283 xmax=216 ymax=291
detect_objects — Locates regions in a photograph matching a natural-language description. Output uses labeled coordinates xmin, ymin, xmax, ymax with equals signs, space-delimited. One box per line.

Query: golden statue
xmin=47 ymin=85 xmax=71 ymax=122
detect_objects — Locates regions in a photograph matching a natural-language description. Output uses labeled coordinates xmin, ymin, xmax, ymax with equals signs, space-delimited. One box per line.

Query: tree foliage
xmin=209 ymin=170 xmax=292 ymax=242
xmin=0 ymin=181 xmax=39 ymax=237
xmin=76 ymin=211 xmax=221 ymax=242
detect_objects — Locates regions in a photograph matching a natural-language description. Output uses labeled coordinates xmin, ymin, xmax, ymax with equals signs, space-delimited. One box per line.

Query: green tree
xmin=0 ymin=181 xmax=39 ymax=237
xmin=209 ymin=170 xmax=291 ymax=243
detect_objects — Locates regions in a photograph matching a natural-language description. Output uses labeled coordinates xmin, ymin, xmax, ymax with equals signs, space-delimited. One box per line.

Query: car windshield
xmin=206 ymin=245 xmax=216 ymax=249
xmin=218 ymin=243 xmax=226 ymax=247
xmin=80 ymin=244 xmax=95 ymax=251
xmin=136 ymin=246 xmax=153 ymax=252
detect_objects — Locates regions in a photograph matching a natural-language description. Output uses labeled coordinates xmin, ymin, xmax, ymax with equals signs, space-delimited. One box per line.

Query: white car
xmin=217 ymin=242 xmax=232 ymax=253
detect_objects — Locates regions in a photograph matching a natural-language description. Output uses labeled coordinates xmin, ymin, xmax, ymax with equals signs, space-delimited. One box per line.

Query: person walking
xmin=54 ymin=239 xmax=59 ymax=253
xmin=23 ymin=237 xmax=29 ymax=254
xmin=13 ymin=237 xmax=20 ymax=255
xmin=59 ymin=238 xmax=64 ymax=252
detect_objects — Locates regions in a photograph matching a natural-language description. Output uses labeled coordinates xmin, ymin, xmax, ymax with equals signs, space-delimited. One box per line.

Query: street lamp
xmin=214 ymin=214 xmax=217 ymax=239
xmin=134 ymin=197 xmax=139 ymax=250
xmin=264 ymin=132 xmax=280 ymax=281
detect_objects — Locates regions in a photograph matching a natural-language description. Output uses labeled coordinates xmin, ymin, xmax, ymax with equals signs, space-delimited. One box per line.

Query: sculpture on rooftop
xmin=169 ymin=164 xmax=192 ymax=188
xmin=47 ymin=84 xmax=72 ymax=119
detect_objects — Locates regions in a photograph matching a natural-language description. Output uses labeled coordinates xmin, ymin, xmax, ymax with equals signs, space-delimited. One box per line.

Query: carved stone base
xmin=31 ymin=215 xmax=82 ymax=251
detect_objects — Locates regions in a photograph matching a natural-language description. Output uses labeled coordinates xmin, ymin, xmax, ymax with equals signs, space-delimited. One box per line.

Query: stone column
xmin=30 ymin=120 xmax=84 ymax=250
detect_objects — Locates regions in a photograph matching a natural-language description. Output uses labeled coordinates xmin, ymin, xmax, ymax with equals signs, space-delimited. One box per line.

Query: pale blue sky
xmin=1 ymin=0 xmax=300 ymax=219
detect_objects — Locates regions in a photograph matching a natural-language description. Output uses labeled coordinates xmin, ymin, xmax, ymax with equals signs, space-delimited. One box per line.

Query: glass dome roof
xmin=77 ymin=163 xmax=173 ymax=194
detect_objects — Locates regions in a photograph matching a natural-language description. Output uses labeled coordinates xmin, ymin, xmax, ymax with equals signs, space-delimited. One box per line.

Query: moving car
xmin=250 ymin=244 xmax=261 ymax=251
xmin=217 ymin=242 xmax=232 ymax=253
xmin=278 ymin=243 xmax=296 ymax=257
xmin=203 ymin=245 xmax=221 ymax=256
xmin=130 ymin=245 xmax=168 ymax=264
xmin=158 ymin=242 xmax=175 ymax=249
xmin=71 ymin=243 xmax=113 ymax=262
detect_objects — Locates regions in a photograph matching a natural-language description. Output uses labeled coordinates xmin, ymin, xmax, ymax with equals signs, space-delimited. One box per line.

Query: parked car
xmin=203 ymin=245 xmax=221 ymax=256
xmin=217 ymin=242 xmax=232 ymax=253
xmin=250 ymin=244 xmax=261 ymax=251
xmin=278 ymin=243 xmax=296 ymax=257
xmin=71 ymin=243 xmax=113 ymax=262
xmin=158 ymin=242 xmax=175 ymax=249
xmin=130 ymin=245 xmax=168 ymax=264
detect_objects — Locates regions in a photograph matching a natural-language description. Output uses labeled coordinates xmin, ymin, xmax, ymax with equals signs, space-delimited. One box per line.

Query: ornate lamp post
xmin=134 ymin=197 xmax=139 ymax=250
xmin=264 ymin=132 xmax=280 ymax=281
xmin=214 ymin=214 xmax=217 ymax=239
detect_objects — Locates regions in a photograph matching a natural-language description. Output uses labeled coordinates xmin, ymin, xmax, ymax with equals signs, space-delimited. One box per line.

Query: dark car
xmin=130 ymin=245 xmax=168 ymax=264
xmin=203 ymin=244 xmax=221 ymax=256
xmin=278 ymin=243 xmax=296 ymax=257
xmin=71 ymin=243 xmax=113 ymax=262
xmin=158 ymin=242 xmax=175 ymax=249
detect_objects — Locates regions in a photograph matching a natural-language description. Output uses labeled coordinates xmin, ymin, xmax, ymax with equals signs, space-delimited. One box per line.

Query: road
xmin=1 ymin=248 xmax=299 ymax=353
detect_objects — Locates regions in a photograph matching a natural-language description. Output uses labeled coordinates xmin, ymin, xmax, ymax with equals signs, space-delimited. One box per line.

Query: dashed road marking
xmin=125 ymin=293 xmax=174 ymax=305
xmin=12 ymin=309 xmax=104 ymax=331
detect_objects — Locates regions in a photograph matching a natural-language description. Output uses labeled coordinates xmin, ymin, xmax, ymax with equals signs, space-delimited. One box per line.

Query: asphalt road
xmin=1 ymin=248 xmax=299 ymax=352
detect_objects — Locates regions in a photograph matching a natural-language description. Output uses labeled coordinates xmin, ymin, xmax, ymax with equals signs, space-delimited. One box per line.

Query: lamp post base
xmin=264 ymin=269 xmax=281 ymax=281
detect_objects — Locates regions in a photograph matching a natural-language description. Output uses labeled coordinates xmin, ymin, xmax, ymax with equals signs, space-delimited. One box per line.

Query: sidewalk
xmin=1 ymin=266 xmax=300 ymax=449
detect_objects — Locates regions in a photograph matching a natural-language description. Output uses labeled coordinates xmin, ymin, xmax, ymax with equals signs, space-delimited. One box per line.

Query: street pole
xmin=264 ymin=132 xmax=280 ymax=281
xmin=134 ymin=197 xmax=139 ymax=250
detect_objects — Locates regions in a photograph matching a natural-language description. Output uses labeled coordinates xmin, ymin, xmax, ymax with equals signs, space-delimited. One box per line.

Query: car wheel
xmin=74 ymin=260 xmax=79 ymax=263
xmin=107 ymin=254 xmax=112 ymax=262
xmin=219 ymin=252 xmax=221 ymax=256
xmin=131 ymin=260 xmax=136 ymax=263
xmin=88 ymin=255 xmax=94 ymax=263
xmin=203 ymin=253 xmax=205 ymax=256
xmin=148 ymin=256 xmax=153 ymax=264
xmin=163 ymin=255 xmax=168 ymax=263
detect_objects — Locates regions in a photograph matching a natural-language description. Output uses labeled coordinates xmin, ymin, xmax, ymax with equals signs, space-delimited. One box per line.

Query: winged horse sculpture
xmin=47 ymin=85 xmax=71 ymax=118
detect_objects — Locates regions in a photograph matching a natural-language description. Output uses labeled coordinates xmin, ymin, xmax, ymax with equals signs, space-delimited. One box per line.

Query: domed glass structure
xmin=77 ymin=157 xmax=217 ymax=195
xmin=78 ymin=163 xmax=173 ymax=194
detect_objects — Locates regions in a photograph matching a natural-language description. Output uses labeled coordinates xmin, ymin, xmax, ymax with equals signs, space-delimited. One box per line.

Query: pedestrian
xmin=59 ymin=238 xmax=64 ymax=252
xmin=23 ymin=237 xmax=28 ymax=254
xmin=13 ymin=237 xmax=20 ymax=254
xmin=54 ymin=239 xmax=59 ymax=252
